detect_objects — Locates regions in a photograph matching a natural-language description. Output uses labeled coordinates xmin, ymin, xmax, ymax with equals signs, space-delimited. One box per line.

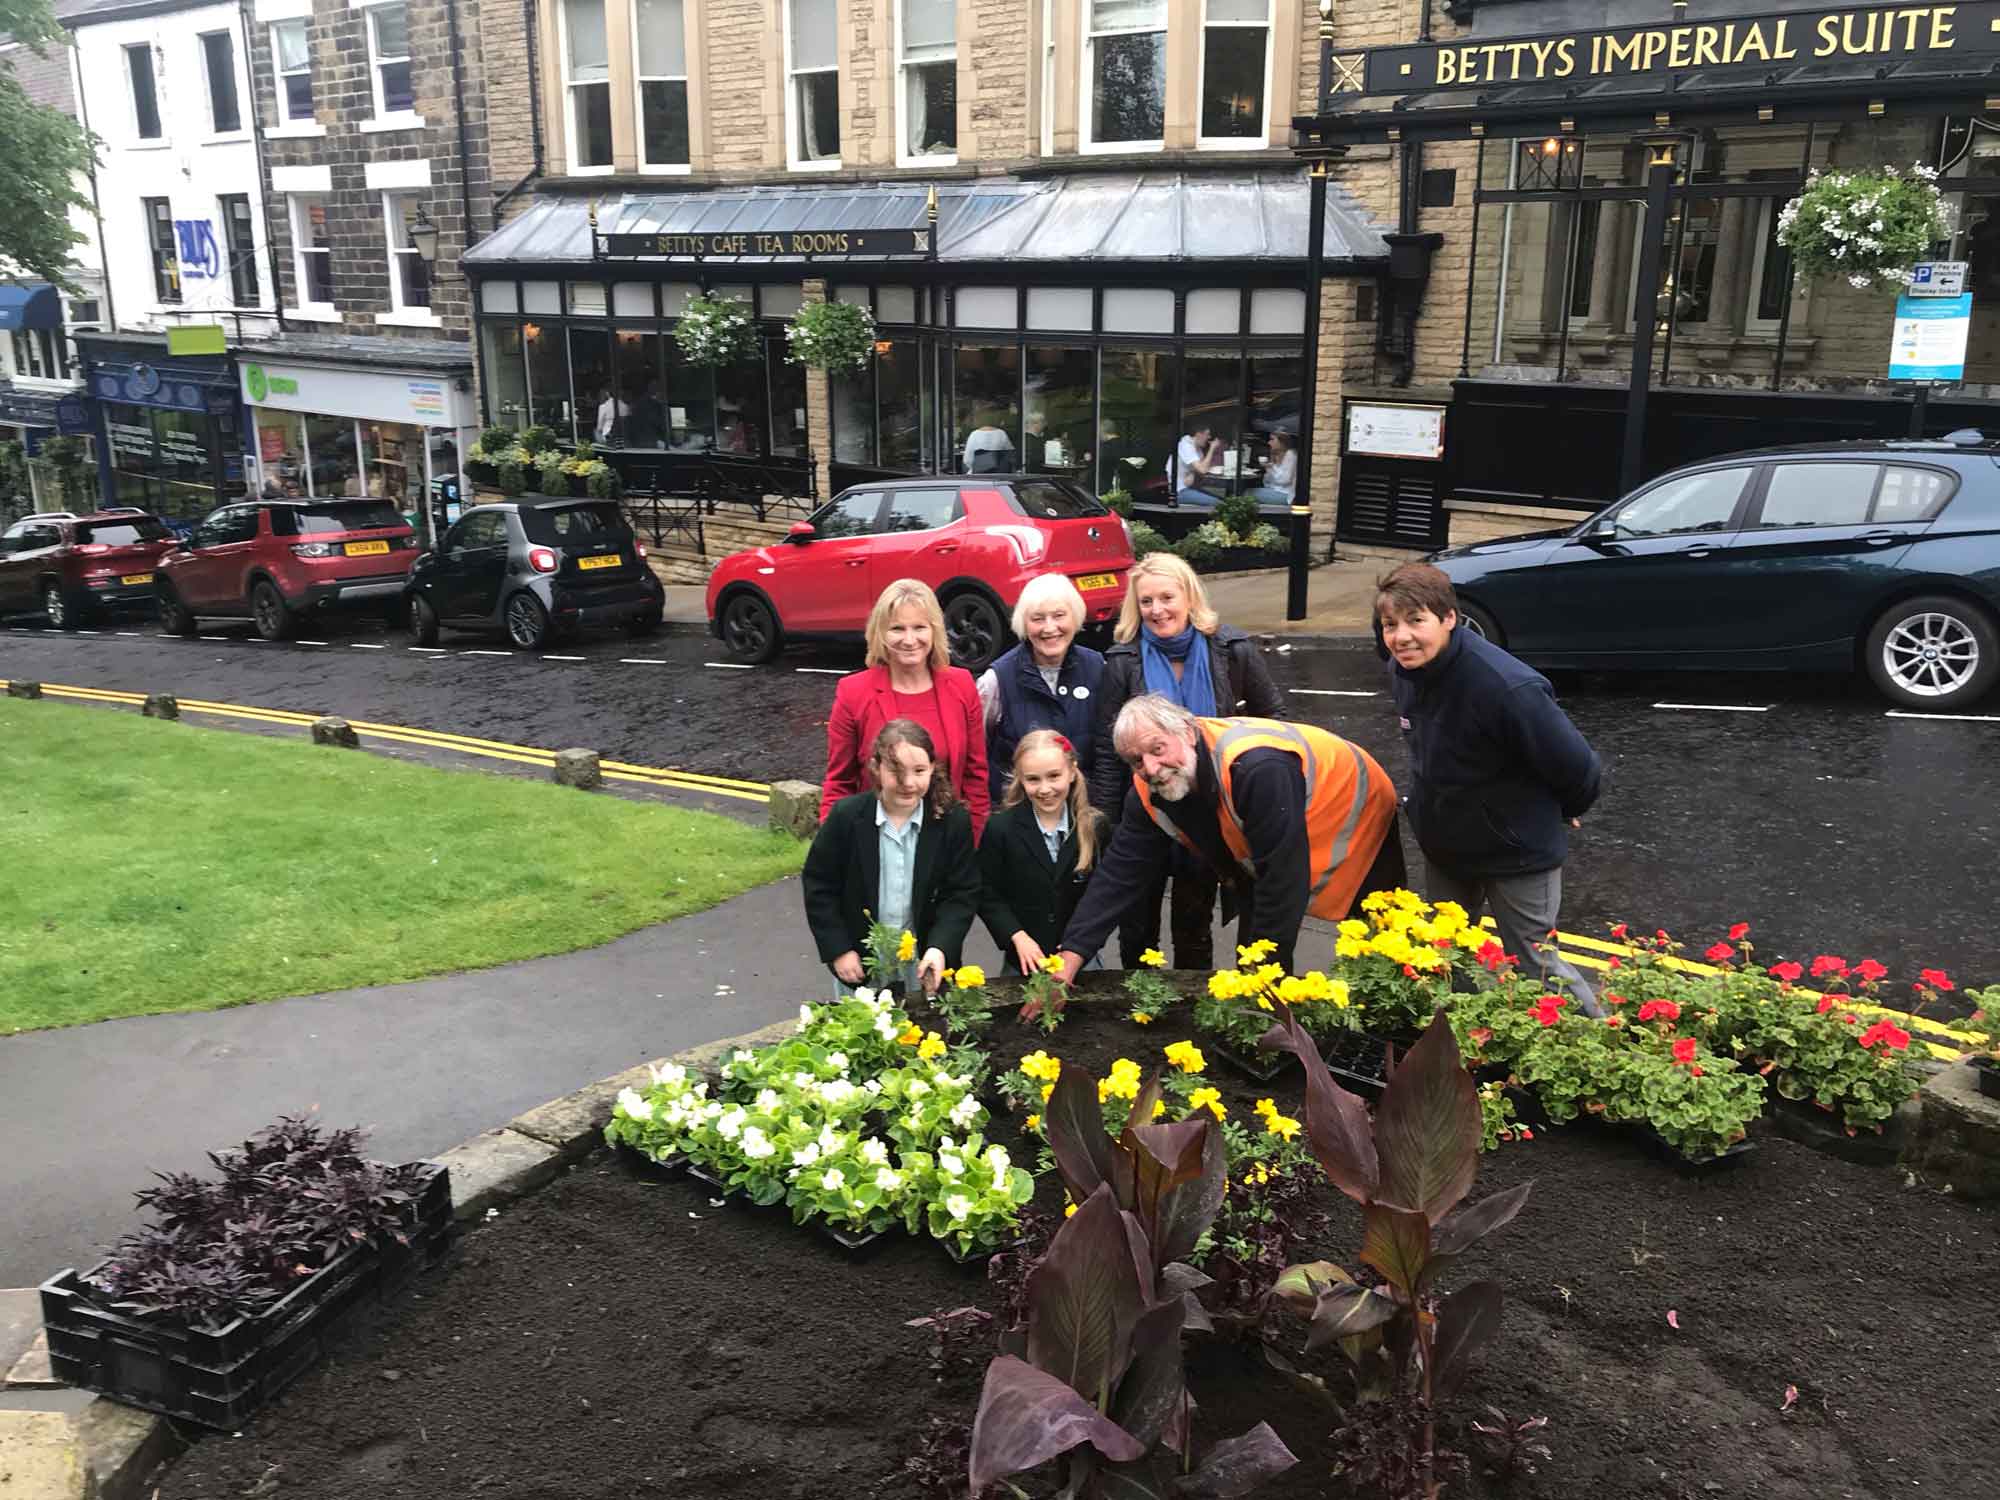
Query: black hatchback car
xmin=1427 ymin=434 xmax=2000 ymax=710
xmin=404 ymin=499 xmax=663 ymax=650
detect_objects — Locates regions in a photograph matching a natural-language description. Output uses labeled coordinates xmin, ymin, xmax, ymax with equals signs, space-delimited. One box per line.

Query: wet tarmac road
xmin=5 ymin=615 xmax=1997 ymax=999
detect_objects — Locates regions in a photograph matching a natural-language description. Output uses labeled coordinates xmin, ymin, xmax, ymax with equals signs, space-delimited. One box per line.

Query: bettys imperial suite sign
xmin=1365 ymin=2 xmax=2000 ymax=92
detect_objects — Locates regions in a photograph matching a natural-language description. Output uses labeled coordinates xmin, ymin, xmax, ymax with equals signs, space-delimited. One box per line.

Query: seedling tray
xmin=617 ymin=1145 xmax=688 ymax=1182
xmin=1208 ymin=1041 xmax=1288 ymax=1084
xmin=39 ymin=1162 xmax=451 ymax=1430
xmin=817 ymin=1222 xmax=894 ymax=1257
xmin=1320 ymin=1032 xmax=1395 ymax=1098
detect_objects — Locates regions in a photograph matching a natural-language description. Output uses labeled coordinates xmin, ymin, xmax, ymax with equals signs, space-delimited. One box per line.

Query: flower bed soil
xmin=155 ymin=1002 xmax=1996 ymax=1500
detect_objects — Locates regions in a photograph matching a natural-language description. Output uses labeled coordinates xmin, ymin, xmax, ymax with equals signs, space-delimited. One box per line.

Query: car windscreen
xmin=75 ymin=518 xmax=172 ymax=546
xmin=276 ymin=502 xmax=408 ymax=536
xmin=520 ymin=503 xmax=628 ymax=544
xmin=1003 ymin=480 xmax=1107 ymax=519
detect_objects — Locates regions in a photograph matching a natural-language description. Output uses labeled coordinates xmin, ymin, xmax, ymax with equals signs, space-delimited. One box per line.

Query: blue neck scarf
xmin=1140 ymin=623 xmax=1217 ymax=717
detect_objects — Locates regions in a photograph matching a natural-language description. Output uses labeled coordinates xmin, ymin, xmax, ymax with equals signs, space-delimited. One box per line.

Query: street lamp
xmin=407 ymin=205 xmax=441 ymax=266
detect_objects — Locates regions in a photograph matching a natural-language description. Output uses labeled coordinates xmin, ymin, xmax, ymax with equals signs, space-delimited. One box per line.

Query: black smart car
xmin=1428 ymin=434 xmax=2000 ymax=710
xmin=404 ymin=499 xmax=663 ymax=650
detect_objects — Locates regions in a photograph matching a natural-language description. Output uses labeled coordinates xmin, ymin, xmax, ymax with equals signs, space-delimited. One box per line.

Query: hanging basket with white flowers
xmin=784 ymin=300 xmax=878 ymax=373
xmin=1776 ymin=163 xmax=1952 ymax=290
xmin=673 ymin=293 xmax=762 ymax=368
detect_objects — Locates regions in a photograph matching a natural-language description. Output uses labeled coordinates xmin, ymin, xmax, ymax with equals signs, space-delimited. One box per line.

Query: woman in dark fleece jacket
xmin=1377 ymin=561 xmax=1604 ymax=1014
xmin=1088 ymin=552 xmax=1283 ymax=970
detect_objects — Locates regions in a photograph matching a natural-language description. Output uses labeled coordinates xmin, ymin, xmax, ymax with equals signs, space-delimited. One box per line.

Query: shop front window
xmin=664 ymin=341 xmax=715 ymax=451
xmin=153 ymin=410 xmax=218 ymax=519
xmin=482 ymin=324 xmax=530 ymax=429
xmin=1181 ymin=348 xmax=1243 ymax=487
xmin=1098 ymin=347 xmax=1175 ymax=500
xmin=523 ymin=322 xmax=574 ymax=437
xmin=105 ymin=402 xmax=161 ymax=509
xmin=1025 ymin=345 xmax=1094 ymax=479
xmin=359 ymin=420 xmax=417 ymax=506
xmin=954 ymin=344 xmax=1020 ymax=473
xmin=304 ymin=412 xmax=359 ymax=495
xmin=832 ymin=364 xmax=874 ymax=464
xmin=1246 ymin=351 xmax=1302 ymax=442
xmin=767 ymin=335 xmax=808 ymax=456
xmin=570 ymin=327 xmax=615 ymax=443
xmin=255 ymin=408 xmax=308 ymax=496
xmin=716 ymin=356 xmax=766 ymax=455
xmin=877 ymin=340 xmax=924 ymax=470
xmin=614 ymin=330 xmax=666 ymax=449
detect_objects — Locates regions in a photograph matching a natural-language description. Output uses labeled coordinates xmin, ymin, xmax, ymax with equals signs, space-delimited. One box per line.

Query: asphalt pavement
xmin=3 ymin=611 xmax=1996 ymax=1283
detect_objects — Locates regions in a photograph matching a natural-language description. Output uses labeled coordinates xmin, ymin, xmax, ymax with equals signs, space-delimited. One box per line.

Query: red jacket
xmin=821 ymin=664 xmax=990 ymax=840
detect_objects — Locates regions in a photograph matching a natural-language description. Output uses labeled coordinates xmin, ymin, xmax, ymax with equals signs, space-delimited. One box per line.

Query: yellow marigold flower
xmin=1252 ymin=963 xmax=1285 ymax=989
xmin=1328 ymin=978 xmax=1351 ymax=1009
xmin=1187 ymin=1087 xmax=1226 ymax=1121
xmin=1025 ymin=1114 xmax=1041 ymax=1132
xmin=1131 ymin=1011 xmax=1154 ymax=1025
xmin=1250 ymin=1163 xmax=1270 ymax=1186
xmin=1361 ymin=890 xmax=1395 ymax=915
xmin=1433 ymin=901 xmax=1470 ymax=935
xmin=1457 ymin=926 xmax=1495 ymax=952
xmin=1337 ymin=918 xmax=1370 ymax=941
xmin=1253 ymin=1097 xmax=1277 ymax=1118
xmin=897 ymin=930 xmax=917 ymax=961
xmin=1264 ymin=1112 xmax=1302 ymax=1141
xmin=1335 ymin=935 xmax=1370 ymax=960
xmin=1151 ymin=1099 xmax=1167 ymax=1118
xmin=1140 ymin=948 xmax=1167 ymax=968
xmin=1064 ymin=1201 xmax=1078 ymax=1217
xmin=1163 ymin=1041 xmax=1206 ymax=1074
xmin=954 ymin=964 xmax=987 ymax=989
xmin=1208 ymin=971 xmax=1244 ymax=1000
xmin=1236 ymin=938 xmax=1278 ymax=968
xmin=918 ymin=1031 xmax=947 ymax=1060
xmin=1391 ymin=888 xmax=1427 ymax=913
xmin=1041 ymin=953 xmax=1067 ymax=976
xmin=897 ymin=1022 xmax=923 ymax=1046
xmin=1254 ymin=993 xmax=1273 ymax=1011
xmin=1040 ymin=1082 xmax=1055 ymax=1102
xmin=1098 ymin=1059 xmax=1141 ymax=1101
xmin=1018 ymin=1050 xmax=1060 ymax=1081
xmin=1408 ymin=945 xmax=1447 ymax=972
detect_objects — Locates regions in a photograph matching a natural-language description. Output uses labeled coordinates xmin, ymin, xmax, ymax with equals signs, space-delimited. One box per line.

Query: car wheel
xmin=1864 ymin=595 xmax=1999 ymax=710
xmin=504 ymin=590 xmax=551 ymax=650
xmin=250 ymin=580 xmax=295 ymax=641
xmin=157 ymin=581 xmax=197 ymax=637
xmin=943 ymin=590 xmax=1006 ymax=672
xmin=1456 ymin=599 xmax=1504 ymax=646
xmin=719 ymin=591 xmax=781 ymax=663
xmin=42 ymin=582 xmax=79 ymax=631
xmin=410 ymin=593 xmax=440 ymax=646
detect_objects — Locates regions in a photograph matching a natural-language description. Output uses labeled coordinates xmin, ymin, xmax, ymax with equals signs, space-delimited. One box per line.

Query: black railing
xmin=621 ymin=493 xmax=704 ymax=552
xmin=610 ymin=450 xmax=818 ymax=524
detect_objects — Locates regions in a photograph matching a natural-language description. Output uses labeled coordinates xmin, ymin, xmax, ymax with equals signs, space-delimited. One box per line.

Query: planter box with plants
xmin=465 ymin=426 xmax=619 ymax=500
xmin=39 ymin=1118 xmax=452 ymax=1429
xmin=1103 ymin=490 xmax=1290 ymax=574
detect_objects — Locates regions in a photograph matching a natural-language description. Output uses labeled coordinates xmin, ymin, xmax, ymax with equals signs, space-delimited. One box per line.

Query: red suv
xmin=706 ymin=477 xmax=1134 ymax=671
xmin=0 ymin=510 xmax=178 ymax=628
xmin=156 ymin=499 xmax=418 ymax=640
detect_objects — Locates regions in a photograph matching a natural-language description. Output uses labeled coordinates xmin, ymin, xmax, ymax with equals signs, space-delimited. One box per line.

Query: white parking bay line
xmin=1652 ymin=702 xmax=1770 ymax=713
xmin=705 ymin=661 xmax=754 ymax=670
xmin=620 ymin=657 xmax=668 ymax=665
xmin=350 ymin=643 xmax=386 ymax=650
xmin=296 ymin=639 xmax=328 ymax=646
xmin=116 ymin=631 xmax=140 ymax=637
xmin=77 ymin=629 xmax=99 ymax=635
xmin=1289 ymin=688 xmax=1378 ymax=698
xmin=543 ymin=654 xmax=586 ymax=662
xmin=409 ymin=646 xmax=447 ymax=653
xmin=795 ymin=667 xmax=847 ymax=675
xmin=463 ymin=648 xmax=511 ymax=656
xmin=1887 ymin=709 xmax=2000 ymax=723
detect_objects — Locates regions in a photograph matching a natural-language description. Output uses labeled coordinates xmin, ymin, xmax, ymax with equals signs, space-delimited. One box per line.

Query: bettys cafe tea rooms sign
xmin=1365 ymin=3 xmax=2000 ymax=94
xmin=600 ymin=227 xmax=932 ymax=259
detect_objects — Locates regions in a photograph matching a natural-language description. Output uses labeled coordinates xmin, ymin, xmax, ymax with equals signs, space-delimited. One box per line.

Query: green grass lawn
xmin=0 ymin=698 xmax=805 ymax=1034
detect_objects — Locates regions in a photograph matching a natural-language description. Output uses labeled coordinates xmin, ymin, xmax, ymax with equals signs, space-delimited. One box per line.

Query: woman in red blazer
xmin=822 ymin=579 xmax=990 ymax=840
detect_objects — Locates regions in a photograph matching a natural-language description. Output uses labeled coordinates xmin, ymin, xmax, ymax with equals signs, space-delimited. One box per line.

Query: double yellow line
xmin=1505 ymin=920 xmax=1979 ymax=1060
xmin=2 ymin=680 xmax=771 ymax=805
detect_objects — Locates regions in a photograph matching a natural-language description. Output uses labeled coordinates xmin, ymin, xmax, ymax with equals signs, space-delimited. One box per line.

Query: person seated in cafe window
xmin=1169 ymin=423 xmax=1224 ymax=509
xmin=1247 ymin=432 xmax=1296 ymax=506
xmin=962 ymin=412 xmax=1016 ymax=474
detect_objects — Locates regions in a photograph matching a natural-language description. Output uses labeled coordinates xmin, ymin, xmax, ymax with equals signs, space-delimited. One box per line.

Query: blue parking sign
xmin=1887 ymin=292 xmax=1971 ymax=382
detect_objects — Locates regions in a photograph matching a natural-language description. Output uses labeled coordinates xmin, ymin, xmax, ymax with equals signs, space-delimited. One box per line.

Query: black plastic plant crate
xmin=1209 ymin=1041 xmax=1288 ymax=1084
xmin=1321 ymin=1032 xmax=1394 ymax=1097
xmin=615 ymin=1144 xmax=688 ymax=1183
xmin=39 ymin=1162 xmax=451 ymax=1430
xmin=816 ymin=1221 xmax=894 ymax=1257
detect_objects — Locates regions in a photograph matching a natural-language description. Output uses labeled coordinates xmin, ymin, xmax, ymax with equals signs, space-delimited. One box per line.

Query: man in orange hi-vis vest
xmin=1054 ymin=694 xmax=1405 ymax=978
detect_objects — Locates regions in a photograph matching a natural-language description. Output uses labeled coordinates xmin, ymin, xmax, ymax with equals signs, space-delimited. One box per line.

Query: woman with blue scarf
xmin=1086 ymin=553 xmax=1283 ymax=970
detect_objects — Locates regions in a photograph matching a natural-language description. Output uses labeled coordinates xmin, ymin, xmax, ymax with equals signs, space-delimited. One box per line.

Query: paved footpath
xmin=0 ymin=875 xmax=901 ymax=1288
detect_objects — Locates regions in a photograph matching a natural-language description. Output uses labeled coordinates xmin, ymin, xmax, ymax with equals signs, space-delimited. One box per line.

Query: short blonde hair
xmin=863 ymin=578 xmax=950 ymax=671
xmin=1010 ymin=572 xmax=1087 ymax=639
xmin=1113 ymin=552 xmax=1219 ymax=644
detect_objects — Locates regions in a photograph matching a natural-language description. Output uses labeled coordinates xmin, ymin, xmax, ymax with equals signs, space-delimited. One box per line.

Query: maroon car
xmin=0 ymin=510 xmax=178 ymax=628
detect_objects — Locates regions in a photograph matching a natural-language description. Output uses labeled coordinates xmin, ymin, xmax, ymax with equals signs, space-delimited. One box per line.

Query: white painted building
xmin=67 ymin=0 xmax=276 ymax=339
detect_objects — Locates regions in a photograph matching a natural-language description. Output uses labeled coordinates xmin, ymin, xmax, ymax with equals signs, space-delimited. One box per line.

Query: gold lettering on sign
xmin=1693 ymin=25 xmax=1721 ymax=65
xmin=1554 ymin=36 xmax=1576 ymax=74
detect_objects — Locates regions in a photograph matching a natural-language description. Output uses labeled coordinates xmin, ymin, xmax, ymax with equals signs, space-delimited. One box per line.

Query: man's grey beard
xmin=1148 ymin=766 xmax=1195 ymax=802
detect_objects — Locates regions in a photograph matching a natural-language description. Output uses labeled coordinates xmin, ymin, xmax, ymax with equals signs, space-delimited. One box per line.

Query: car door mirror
xmin=787 ymin=521 xmax=815 ymax=541
xmin=1582 ymin=517 xmax=1619 ymax=543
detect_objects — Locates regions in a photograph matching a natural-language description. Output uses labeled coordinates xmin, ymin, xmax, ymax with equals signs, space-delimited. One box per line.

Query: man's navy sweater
xmin=1388 ymin=627 xmax=1601 ymax=879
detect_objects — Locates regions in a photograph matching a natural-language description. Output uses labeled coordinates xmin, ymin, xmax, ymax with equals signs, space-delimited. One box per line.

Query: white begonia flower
xmin=827 ymin=1052 xmax=849 ymax=1073
xmin=732 ymin=1049 xmax=755 ymax=1064
xmin=874 ymin=1012 xmax=899 ymax=1039
xmin=799 ymin=1004 xmax=815 ymax=1029
xmin=616 ymin=1088 xmax=654 ymax=1122
xmin=792 ymin=1071 xmax=816 ymax=1090
xmin=818 ymin=1123 xmax=843 ymax=1152
xmin=906 ymin=1079 xmax=931 ymax=1099
xmin=755 ymin=1089 xmax=781 ymax=1113
xmin=903 ymin=1113 xmax=923 ymax=1133
xmin=863 ymin=1079 xmax=882 ymax=1096
xmin=860 ymin=1138 xmax=889 ymax=1166
xmin=717 ymin=1108 xmax=747 ymax=1141
xmin=742 ymin=1127 xmax=775 ymax=1160
xmin=945 ymin=1194 xmax=973 ymax=1221
xmin=650 ymin=1062 xmax=686 ymax=1087
xmin=874 ymin=1167 xmax=903 ymax=1192
xmin=949 ymin=1095 xmax=981 ymax=1129
xmin=937 ymin=1136 xmax=957 ymax=1154
xmin=821 ymin=1080 xmax=860 ymax=1107
xmin=939 ymin=1152 xmax=965 ymax=1178
xmin=984 ymin=1145 xmax=1011 ymax=1177
xmin=821 ymin=1167 xmax=845 ymax=1192
xmin=792 ymin=1142 xmax=821 ymax=1167
xmin=853 ymin=986 xmax=877 ymax=1005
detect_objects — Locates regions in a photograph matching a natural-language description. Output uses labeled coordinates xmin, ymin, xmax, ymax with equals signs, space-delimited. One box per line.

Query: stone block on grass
xmin=310 ymin=716 xmax=359 ymax=748
xmin=0 ymin=1410 xmax=87 ymax=1499
xmin=5 ymin=680 xmax=41 ymax=700
xmin=141 ymin=694 xmax=179 ymax=720
xmin=1902 ymin=1058 xmax=2000 ymax=1201
xmin=553 ymin=748 xmax=602 ymax=789
xmin=768 ymin=779 xmax=819 ymax=839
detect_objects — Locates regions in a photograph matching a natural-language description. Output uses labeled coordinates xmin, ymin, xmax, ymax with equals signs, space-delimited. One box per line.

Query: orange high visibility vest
xmin=1133 ymin=717 xmax=1397 ymax=922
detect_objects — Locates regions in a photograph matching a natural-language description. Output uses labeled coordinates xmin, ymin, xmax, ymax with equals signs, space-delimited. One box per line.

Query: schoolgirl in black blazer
xmin=978 ymin=730 xmax=1110 ymax=974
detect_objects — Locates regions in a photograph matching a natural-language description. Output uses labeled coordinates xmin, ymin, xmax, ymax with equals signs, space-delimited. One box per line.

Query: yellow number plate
xmin=577 ymin=554 xmax=619 ymax=571
xmin=344 ymin=540 xmax=391 ymax=557
xmin=1075 ymin=572 xmax=1118 ymax=591
xmin=121 ymin=573 xmax=154 ymax=586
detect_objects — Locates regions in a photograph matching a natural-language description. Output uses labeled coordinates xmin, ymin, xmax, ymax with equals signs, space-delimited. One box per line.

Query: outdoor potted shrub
xmin=38 ymin=1117 xmax=451 ymax=1429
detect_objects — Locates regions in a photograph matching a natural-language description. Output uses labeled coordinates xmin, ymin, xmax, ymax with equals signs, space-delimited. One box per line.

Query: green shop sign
xmin=243 ymin=364 xmax=299 ymax=402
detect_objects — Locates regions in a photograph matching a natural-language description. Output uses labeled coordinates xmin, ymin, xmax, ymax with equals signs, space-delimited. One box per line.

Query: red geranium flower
xmin=1842 ymin=1013 xmax=1858 ymax=1025
xmin=1637 ymin=999 xmax=1681 ymax=1023
xmin=1476 ymin=941 xmax=1508 ymax=972
xmin=1704 ymin=942 xmax=1735 ymax=963
xmin=1671 ymin=1037 xmax=1698 ymax=1065
xmin=1610 ymin=923 xmax=1629 ymax=940
xmin=1768 ymin=961 xmax=1804 ymax=984
xmin=1604 ymin=1016 xmax=1623 ymax=1028
xmin=1607 ymin=956 xmax=1623 ymax=970
xmin=1728 ymin=922 xmax=1750 ymax=941
xmin=1816 ymin=996 xmax=1836 ymax=1014
xmin=1690 ymin=1065 xmax=1705 ymax=1077
xmin=1402 ymin=964 xmax=1419 ymax=979
xmin=1809 ymin=955 xmax=1848 ymax=979
xmin=1602 ymin=991 xmax=1628 ymax=1007
xmin=1656 ymin=929 xmax=1671 ymax=941
xmin=1859 ymin=1019 xmax=1912 ymax=1051
xmin=1852 ymin=958 xmax=1888 ymax=984
xmin=1469 ymin=1027 xmax=1494 ymax=1049
xmin=1916 ymin=968 xmax=1954 ymax=992
xmin=1530 ymin=995 xmax=1567 ymax=1027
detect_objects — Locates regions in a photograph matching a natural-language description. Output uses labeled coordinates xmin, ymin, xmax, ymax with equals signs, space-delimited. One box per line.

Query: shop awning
xmin=0 ymin=284 xmax=61 ymax=332
xmin=465 ymin=172 xmax=1391 ymax=271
